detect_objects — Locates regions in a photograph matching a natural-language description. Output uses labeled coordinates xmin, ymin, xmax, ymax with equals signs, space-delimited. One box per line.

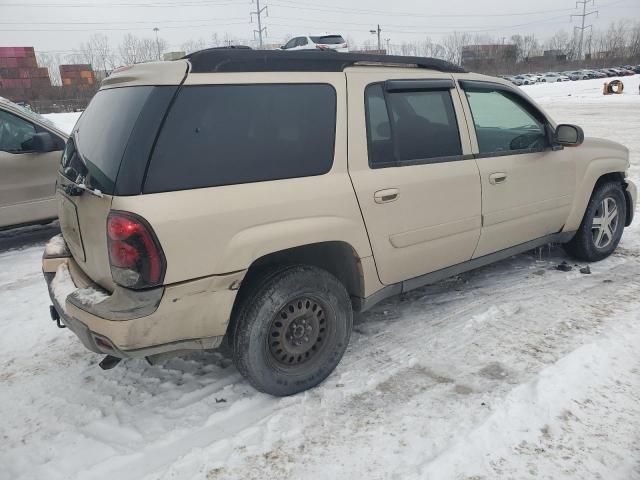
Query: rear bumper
xmin=43 ymin=235 xmax=245 ymax=359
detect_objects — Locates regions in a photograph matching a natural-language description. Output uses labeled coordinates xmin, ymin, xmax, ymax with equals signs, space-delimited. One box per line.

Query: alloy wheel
xmin=592 ymin=196 xmax=619 ymax=249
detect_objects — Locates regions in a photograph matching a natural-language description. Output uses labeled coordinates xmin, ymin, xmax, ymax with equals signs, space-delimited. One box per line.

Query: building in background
xmin=0 ymin=47 xmax=52 ymax=103
xmin=59 ymin=64 xmax=95 ymax=90
xmin=461 ymin=44 xmax=518 ymax=68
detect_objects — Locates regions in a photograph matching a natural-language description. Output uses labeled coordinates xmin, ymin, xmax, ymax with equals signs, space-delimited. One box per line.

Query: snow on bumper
xmin=43 ymin=235 xmax=244 ymax=358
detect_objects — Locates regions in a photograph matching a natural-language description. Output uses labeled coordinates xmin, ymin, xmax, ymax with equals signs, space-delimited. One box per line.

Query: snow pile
xmin=44 ymin=234 xmax=68 ymax=256
xmin=49 ymin=262 xmax=76 ymax=313
xmin=42 ymin=111 xmax=82 ymax=135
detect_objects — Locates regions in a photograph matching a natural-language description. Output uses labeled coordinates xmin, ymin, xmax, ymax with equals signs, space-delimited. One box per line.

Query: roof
xmin=184 ymin=49 xmax=466 ymax=74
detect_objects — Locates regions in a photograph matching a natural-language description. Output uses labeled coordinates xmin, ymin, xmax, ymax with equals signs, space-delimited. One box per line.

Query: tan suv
xmin=42 ymin=50 xmax=636 ymax=396
xmin=0 ymin=97 xmax=67 ymax=229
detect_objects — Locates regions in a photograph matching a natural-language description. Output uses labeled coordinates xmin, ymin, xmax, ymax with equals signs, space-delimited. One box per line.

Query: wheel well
xmin=239 ymin=241 xmax=364 ymax=304
xmin=593 ymin=172 xmax=632 ymax=225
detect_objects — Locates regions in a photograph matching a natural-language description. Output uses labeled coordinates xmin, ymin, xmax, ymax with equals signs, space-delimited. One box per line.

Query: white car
xmin=513 ymin=75 xmax=534 ymax=85
xmin=281 ymin=34 xmax=348 ymax=53
xmin=541 ymin=73 xmax=571 ymax=82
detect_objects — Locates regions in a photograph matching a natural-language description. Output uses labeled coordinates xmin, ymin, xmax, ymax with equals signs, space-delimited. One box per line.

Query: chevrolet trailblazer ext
xmin=43 ymin=50 xmax=636 ymax=396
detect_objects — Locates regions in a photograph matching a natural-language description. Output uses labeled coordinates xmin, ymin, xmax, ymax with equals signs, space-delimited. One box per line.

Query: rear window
xmin=143 ymin=84 xmax=337 ymax=193
xmin=310 ymin=35 xmax=345 ymax=45
xmin=61 ymin=86 xmax=177 ymax=195
xmin=64 ymin=86 xmax=154 ymax=193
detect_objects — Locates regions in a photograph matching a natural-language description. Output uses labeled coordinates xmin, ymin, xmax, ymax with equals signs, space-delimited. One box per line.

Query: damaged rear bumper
xmin=43 ymin=235 xmax=245 ymax=359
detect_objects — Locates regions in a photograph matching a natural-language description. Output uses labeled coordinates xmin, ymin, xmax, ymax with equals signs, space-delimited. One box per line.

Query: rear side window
xmin=144 ymin=84 xmax=336 ymax=193
xmin=310 ymin=35 xmax=345 ymax=45
xmin=365 ymin=83 xmax=462 ymax=167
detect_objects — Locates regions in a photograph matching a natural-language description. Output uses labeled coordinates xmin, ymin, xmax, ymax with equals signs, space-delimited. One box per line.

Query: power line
xmin=571 ymin=0 xmax=598 ymax=60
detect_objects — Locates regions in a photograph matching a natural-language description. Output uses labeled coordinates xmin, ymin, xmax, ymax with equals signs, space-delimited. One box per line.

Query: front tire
xmin=232 ymin=265 xmax=353 ymax=396
xmin=564 ymin=181 xmax=626 ymax=261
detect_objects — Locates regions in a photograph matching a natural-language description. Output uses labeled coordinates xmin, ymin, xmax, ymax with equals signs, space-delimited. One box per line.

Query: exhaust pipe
xmin=99 ymin=355 xmax=122 ymax=370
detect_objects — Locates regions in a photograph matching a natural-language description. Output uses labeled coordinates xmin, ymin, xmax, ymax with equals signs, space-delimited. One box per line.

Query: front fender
xmin=563 ymin=157 xmax=629 ymax=232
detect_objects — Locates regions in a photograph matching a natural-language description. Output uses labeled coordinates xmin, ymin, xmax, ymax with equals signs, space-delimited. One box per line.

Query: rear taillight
xmin=107 ymin=211 xmax=166 ymax=289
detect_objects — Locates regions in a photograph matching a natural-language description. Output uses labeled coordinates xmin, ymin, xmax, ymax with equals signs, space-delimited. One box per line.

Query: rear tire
xmin=564 ymin=181 xmax=626 ymax=262
xmin=232 ymin=265 xmax=352 ymax=396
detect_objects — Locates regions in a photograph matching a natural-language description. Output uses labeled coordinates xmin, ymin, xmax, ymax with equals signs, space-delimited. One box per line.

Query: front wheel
xmin=232 ymin=265 xmax=353 ymax=396
xmin=564 ymin=181 xmax=626 ymax=261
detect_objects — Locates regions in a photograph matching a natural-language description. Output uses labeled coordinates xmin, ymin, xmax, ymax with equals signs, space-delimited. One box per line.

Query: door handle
xmin=374 ymin=188 xmax=399 ymax=204
xmin=489 ymin=172 xmax=507 ymax=185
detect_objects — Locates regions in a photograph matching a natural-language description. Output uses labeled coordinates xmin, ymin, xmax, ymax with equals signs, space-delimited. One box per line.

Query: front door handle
xmin=374 ymin=188 xmax=399 ymax=204
xmin=489 ymin=172 xmax=507 ymax=185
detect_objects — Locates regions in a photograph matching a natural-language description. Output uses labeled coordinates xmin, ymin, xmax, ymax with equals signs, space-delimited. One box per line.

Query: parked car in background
xmin=513 ymin=75 xmax=534 ymax=85
xmin=43 ymin=49 xmax=636 ymax=396
xmin=566 ymin=70 xmax=590 ymax=80
xmin=584 ymin=69 xmax=606 ymax=79
xmin=281 ymin=34 xmax=348 ymax=52
xmin=0 ymin=96 xmax=67 ymax=229
xmin=541 ymin=72 xmax=570 ymax=82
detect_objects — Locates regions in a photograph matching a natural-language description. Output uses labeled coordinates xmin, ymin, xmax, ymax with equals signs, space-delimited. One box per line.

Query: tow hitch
xmin=49 ymin=305 xmax=66 ymax=329
xmin=99 ymin=355 xmax=122 ymax=370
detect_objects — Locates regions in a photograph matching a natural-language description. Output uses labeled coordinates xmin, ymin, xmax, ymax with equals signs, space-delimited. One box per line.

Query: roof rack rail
xmin=184 ymin=49 xmax=466 ymax=74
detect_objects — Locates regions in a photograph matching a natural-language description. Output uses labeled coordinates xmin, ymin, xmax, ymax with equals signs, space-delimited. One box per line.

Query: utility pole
xmin=571 ymin=0 xmax=598 ymax=60
xmin=385 ymin=38 xmax=391 ymax=55
xmin=251 ymin=0 xmax=268 ymax=49
xmin=153 ymin=27 xmax=161 ymax=60
xmin=369 ymin=24 xmax=381 ymax=52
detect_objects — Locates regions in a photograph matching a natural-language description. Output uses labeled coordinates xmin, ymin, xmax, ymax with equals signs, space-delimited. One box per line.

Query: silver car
xmin=0 ymin=97 xmax=68 ymax=229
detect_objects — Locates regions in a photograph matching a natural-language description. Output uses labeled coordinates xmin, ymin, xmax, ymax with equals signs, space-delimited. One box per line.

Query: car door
xmin=456 ymin=79 xmax=576 ymax=258
xmin=0 ymin=109 xmax=63 ymax=227
xmin=347 ymin=69 xmax=481 ymax=286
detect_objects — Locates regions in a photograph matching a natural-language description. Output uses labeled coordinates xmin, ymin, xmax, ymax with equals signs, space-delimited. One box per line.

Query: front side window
xmin=296 ymin=37 xmax=309 ymax=46
xmin=365 ymin=83 xmax=462 ymax=167
xmin=144 ymin=84 xmax=337 ymax=193
xmin=0 ymin=110 xmax=36 ymax=153
xmin=465 ymin=88 xmax=548 ymax=155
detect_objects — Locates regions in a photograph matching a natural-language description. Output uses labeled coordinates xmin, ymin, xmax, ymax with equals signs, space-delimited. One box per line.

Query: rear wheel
xmin=564 ymin=182 xmax=626 ymax=261
xmin=232 ymin=265 xmax=352 ymax=396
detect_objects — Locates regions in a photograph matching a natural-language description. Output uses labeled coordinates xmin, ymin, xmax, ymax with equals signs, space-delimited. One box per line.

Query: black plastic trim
xmin=385 ymin=79 xmax=455 ymax=92
xmin=356 ymin=231 xmax=576 ymax=312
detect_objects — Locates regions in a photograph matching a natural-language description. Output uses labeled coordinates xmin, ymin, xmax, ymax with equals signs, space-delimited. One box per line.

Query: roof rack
xmin=184 ymin=49 xmax=466 ymax=74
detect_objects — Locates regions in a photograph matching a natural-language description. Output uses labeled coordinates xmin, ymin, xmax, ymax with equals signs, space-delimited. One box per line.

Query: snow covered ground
xmin=42 ymin=111 xmax=81 ymax=134
xmin=1 ymin=77 xmax=639 ymax=480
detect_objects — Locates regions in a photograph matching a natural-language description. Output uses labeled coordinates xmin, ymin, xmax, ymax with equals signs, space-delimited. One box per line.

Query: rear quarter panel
xmin=111 ymin=72 xmax=374 ymax=286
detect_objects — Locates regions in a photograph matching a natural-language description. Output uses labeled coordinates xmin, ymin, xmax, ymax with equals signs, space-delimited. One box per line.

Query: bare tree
xmin=117 ymin=33 xmax=167 ymax=65
xmin=36 ymin=52 xmax=63 ymax=86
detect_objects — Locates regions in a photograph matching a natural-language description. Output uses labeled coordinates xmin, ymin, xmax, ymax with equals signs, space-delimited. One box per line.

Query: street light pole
xmin=369 ymin=24 xmax=382 ymax=52
xmin=153 ymin=27 xmax=161 ymax=60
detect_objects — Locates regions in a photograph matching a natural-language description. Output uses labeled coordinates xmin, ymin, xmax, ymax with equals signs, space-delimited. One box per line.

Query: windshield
xmin=61 ymin=86 xmax=155 ymax=194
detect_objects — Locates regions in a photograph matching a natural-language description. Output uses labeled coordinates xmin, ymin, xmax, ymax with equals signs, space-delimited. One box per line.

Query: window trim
xmin=364 ymin=81 xmax=466 ymax=170
xmin=458 ymin=79 xmax=555 ymax=158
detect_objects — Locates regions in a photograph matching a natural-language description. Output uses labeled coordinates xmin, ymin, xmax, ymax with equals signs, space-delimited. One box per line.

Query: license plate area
xmin=59 ymin=194 xmax=86 ymax=262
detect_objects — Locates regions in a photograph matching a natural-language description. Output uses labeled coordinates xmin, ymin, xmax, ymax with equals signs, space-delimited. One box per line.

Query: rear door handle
xmin=489 ymin=172 xmax=507 ymax=185
xmin=374 ymin=188 xmax=399 ymax=204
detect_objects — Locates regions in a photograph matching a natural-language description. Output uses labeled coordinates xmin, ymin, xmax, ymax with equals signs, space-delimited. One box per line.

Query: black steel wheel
xmin=232 ymin=265 xmax=352 ymax=396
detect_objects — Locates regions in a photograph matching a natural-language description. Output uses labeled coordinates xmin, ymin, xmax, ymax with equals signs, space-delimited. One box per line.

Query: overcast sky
xmin=0 ymin=0 xmax=638 ymax=56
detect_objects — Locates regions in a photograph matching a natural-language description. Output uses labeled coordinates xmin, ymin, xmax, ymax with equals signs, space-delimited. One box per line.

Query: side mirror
xmin=555 ymin=124 xmax=584 ymax=147
xmin=280 ymin=45 xmax=286 ymax=50
xmin=23 ymin=132 xmax=56 ymax=153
